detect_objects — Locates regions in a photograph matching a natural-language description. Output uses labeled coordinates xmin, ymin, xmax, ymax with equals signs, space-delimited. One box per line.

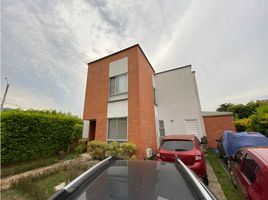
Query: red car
xmin=228 ymin=147 xmax=268 ymax=200
xmin=156 ymin=134 xmax=208 ymax=185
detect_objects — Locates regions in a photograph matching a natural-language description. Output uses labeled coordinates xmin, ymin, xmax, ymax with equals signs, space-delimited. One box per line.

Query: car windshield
xmin=161 ymin=140 xmax=194 ymax=151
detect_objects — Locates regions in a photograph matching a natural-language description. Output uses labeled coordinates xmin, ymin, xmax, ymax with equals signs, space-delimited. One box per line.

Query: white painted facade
xmin=154 ymin=66 xmax=206 ymax=139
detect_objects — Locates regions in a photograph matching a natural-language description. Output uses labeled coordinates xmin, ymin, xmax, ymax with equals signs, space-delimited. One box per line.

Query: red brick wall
xmin=83 ymin=45 xmax=157 ymax=159
xmin=203 ymin=115 xmax=236 ymax=148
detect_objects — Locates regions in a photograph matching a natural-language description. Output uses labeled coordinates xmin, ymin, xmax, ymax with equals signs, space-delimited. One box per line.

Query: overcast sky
xmin=1 ymin=0 xmax=268 ymax=116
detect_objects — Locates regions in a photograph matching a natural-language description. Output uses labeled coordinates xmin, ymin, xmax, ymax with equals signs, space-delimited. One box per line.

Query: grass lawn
xmin=1 ymin=153 xmax=77 ymax=178
xmin=1 ymin=160 xmax=96 ymax=200
xmin=207 ymin=149 xmax=243 ymax=200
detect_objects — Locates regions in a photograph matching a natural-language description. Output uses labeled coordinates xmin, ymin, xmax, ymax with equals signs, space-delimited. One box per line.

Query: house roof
xmin=202 ymin=111 xmax=233 ymax=117
xmin=87 ymin=44 xmax=155 ymax=72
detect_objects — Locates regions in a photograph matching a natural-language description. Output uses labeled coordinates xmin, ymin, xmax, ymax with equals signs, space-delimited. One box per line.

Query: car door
xmin=239 ymin=154 xmax=260 ymax=200
xmin=230 ymin=150 xmax=245 ymax=189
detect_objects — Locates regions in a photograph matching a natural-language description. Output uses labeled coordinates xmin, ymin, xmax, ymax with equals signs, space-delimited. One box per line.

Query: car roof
xmin=247 ymin=147 xmax=268 ymax=165
xmin=68 ymin=160 xmax=201 ymax=200
xmin=162 ymin=134 xmax=196 ymax=140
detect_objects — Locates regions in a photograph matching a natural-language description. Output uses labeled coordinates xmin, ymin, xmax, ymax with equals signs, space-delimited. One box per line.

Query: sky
xmin=1 ymin=0 xmax=268 ymax=117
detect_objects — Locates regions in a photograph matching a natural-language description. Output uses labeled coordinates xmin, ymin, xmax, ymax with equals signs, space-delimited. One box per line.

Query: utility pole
xmin=1 ymin=78 xmax=10 ymax=110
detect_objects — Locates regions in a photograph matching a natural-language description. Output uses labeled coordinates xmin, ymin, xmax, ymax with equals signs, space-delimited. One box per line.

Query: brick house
xmin=82 ymin=44 xmax=206 ymax=158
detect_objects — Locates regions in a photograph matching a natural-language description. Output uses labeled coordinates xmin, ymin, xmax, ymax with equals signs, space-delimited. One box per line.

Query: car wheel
xmin=203 ymin=175 xmax=209 ymax=186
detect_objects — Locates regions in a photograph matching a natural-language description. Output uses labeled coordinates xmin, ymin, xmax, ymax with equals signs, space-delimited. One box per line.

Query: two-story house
xmin=82 ymin=44 xmax=206 ymax=158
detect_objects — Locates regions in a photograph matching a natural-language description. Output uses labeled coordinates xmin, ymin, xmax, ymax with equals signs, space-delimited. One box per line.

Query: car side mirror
xmin=224 ymin=155 xmax=234 ymax=161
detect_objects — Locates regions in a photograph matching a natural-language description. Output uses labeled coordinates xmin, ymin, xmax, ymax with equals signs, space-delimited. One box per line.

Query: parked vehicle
xmin=228 ymin=147 xmax=268 ymax=200
xmin=156 ymin=134 xmax=208 ymax=185
xmin=49 ymin=157 xmax=217 ymax=200
xmin=216 ymin=131 xmax=268 ymax=160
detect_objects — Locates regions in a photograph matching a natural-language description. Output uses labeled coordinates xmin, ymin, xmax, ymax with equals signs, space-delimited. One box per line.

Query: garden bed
xmin=1 ymin=160 xmax=97 ymax=200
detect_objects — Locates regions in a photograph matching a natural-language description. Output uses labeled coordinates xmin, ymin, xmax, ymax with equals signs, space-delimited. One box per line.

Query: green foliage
xmin=216 ymin=101 xmax=267 ymax=119
xmin=1 ymin=109 xmax=82 ymax=164
xmin=216 ymin=103 xmax=234 ymax=112
xmin=88 ymin=141 xmax=136 ymax=160
xmin=249 ymin=105 xmax=268 ymax=136
xmin=87 ymin=141 xmax=107 ymax=160
xmin=234 ymin=118 xmax=250 ymax=132
xmin=106 ymin=141 xmax=121 ymax=157
xmin=120 ymin=142 xmax=136 ymax=159
xmin=75 ymin=139 xmax=88 ymax=155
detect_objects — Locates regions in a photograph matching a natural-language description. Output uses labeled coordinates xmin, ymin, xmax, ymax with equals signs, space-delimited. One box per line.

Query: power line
xmin=1 ymin=30 xmax=88 ymax=74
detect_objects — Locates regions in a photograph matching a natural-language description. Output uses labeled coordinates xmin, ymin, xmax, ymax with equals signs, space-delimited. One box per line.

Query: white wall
xmin=154 ymin=66 xmax=205 ymax=139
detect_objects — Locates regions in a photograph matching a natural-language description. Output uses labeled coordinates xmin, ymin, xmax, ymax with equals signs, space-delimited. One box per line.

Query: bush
xmin=120 ymin=142 xmax=136 ymax=159
xmin=1 ymin=109 xmax=82 ymax=164
xmin=75 ymin=139 xmax=88 ymax=155
xmin=87 ymin=141 xmax=107 ymax=160
xmin=88 ymin=141 xmax=136 ymax=160
xmin=249 ymin=105 xmax=268 ymax=136
xmin=234 ymin=118 xmax=250 ymax=132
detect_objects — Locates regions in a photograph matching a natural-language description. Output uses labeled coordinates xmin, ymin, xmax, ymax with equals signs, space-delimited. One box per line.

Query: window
xmin=242 ymin=154 xmax=259 ymax=183
xmin=108 ymin=118 xmax=127 ymax=141
xmin=161 ymin=140 xmax=194 ymax=151
xmin=159 ymin=120 xmax=165 ymax=137
xmin=235 ymin=150 xmax=244 ymax=166
xmin=153 ymin=88 xmax=157 ymax=105
xmin=110 ymin=74 xmax=128 ymax=95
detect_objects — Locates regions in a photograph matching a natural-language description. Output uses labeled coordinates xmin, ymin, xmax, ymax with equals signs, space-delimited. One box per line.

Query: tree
xmin=216 ymin=103 xmax=233 ymax=112
xmin=249 ymin=105 xmax=268 ymax=136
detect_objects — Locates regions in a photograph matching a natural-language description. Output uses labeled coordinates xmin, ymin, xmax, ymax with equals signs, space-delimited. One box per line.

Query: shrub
xmin=75 ymin=139 xmax=88 ymax=155
xmin=106 ymin=141 xmax=121 ymax=157
xmin=1 ymin=109 xmax=82 ymax=164
xmin=88 ymin=141 xmax=136 ymax=160
xmin=234 ymin=118 xmax=250 ymax=132
xmin=120 ymin=142 xmax=136 ymax=159
xmin=249 ymin=105 xmax=268 ymax=136
xmin=87 ymin=141 xmax=107 ymax=160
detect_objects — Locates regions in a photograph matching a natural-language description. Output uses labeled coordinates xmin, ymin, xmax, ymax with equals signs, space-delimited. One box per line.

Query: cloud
xmin=1 ymin=0 xmax=267 ymax=116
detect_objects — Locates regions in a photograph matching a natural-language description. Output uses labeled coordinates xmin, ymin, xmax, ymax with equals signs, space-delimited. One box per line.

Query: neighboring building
xmin=83 ymin=44 xmax=206 ymax=158
xmin=202 ymin=111 xmax=236 ymax=148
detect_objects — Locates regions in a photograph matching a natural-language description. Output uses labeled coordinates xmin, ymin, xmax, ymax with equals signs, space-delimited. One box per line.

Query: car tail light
xmin=195 ymin=155 xmax=202 ymax=161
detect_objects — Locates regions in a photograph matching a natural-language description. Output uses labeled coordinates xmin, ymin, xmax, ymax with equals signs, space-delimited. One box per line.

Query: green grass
xmin=1 ymin=152 xmax=77 ymax=178
xmin=2 ymin=160 xmax=96 ymax=200
xmin=207 ymin=149 xmax=243 ymax=200
xmin=1 ymin=189 xmax=29 ymax=200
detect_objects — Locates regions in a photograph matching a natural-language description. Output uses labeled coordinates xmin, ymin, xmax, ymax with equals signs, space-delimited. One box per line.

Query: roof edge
xmin=87 ymin=44 xmax=155 ymax=72
xmin=155 ymin=65 xmax=192 ymax=75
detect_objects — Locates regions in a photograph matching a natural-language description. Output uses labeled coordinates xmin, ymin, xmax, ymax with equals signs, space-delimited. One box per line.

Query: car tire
xmin=203 ymin=175 xmax=209 ymax=186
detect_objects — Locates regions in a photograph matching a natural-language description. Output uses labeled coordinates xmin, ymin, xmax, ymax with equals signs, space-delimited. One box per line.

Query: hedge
xmin=1 ymin=109 xmax=82 ymax=164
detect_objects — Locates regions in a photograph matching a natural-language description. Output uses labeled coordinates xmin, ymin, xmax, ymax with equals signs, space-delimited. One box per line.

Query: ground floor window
xmin=108 ymin=118 xmax=127 ymax=141
xmin=159 ymin=120 xmax=165 ymax=137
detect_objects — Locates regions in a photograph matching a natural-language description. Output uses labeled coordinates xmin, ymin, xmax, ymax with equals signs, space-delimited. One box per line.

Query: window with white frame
xmin=159 ymin=120 xmax=165 ymax=137
xmin=108 ymin=118 xmax=127 ymax=141
xmin=110 ymin=74 xmax=128 ymax=95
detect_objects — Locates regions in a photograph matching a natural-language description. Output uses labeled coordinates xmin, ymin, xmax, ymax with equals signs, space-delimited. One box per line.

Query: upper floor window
xmin=110 ymin=73 xmax=128 ymax=95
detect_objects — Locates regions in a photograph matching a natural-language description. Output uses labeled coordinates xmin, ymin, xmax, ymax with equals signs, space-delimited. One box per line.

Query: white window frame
xmin=109 ymin=73 xmax=128 ymax=96
xmin=107 ymin=117 xmax=128 ymax=141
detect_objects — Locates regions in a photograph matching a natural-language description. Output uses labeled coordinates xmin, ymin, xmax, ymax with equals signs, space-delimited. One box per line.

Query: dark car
xmin=49 ymin=157 xmax=217 ymax=200
xmin=228 ymin=147 xmax=268 ymax=200
xmin=156 ymin=134 xmax=208 ymax=185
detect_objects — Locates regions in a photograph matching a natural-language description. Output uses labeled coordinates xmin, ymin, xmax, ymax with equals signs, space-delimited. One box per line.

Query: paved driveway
xmin=206 ymin=160 xmax=227 ymax=200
